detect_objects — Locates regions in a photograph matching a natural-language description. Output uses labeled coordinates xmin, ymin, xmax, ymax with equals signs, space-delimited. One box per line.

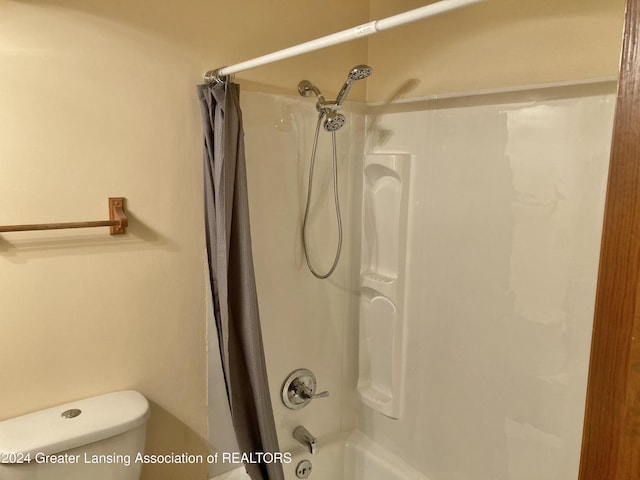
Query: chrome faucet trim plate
xmin=282 ymin=369 xmax=329 ymax=409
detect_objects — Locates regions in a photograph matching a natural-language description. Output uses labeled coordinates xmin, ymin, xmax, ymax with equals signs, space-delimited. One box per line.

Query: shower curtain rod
xmin=204 ymin=0 xmax=484 ymax=83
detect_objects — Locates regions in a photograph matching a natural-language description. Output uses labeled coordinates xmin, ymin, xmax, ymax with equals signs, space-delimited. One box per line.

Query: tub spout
xmin=293 ymin=425 xmax=318 ymax=454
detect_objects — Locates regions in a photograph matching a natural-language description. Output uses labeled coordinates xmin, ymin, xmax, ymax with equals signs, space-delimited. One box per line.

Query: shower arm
xmin=298 ymin=81 xmax=343 ymax=112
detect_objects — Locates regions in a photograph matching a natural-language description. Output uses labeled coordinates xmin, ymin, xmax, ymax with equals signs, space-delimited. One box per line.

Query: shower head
xmin=348 ymin=65 xmax=373 ymax=81
xmin=335 ymin=64 xmax=372 ymax=106
xmin=323 ymin=110 xmax=346 ymax=132
xmin=298 ymin=64 xmax=371 ymax=132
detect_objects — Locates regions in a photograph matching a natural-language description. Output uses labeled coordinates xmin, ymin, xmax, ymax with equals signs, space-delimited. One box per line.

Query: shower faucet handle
xmin=294 ymin=379 xmax=329 ymax=400
xmin=306 ymin=388 xmax=329 ymax=399
xmin=282 ymin=369 xmax=329 ymax=409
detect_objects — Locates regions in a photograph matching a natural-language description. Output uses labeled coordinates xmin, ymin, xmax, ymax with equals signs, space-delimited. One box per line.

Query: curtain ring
xmin=203 ymin=67 xmax=235 ymax=85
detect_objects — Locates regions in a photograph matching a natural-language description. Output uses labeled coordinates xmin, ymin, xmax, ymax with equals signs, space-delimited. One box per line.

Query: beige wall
xmin=0 ymin=3 xmax=207 ymax=480
xmin=366 ymin=0 xmax=625 ymax=102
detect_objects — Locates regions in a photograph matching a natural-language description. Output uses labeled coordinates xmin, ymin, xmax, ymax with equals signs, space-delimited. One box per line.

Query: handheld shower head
xmin=348 ymin=65 xmax=373 ymax=81
xmin=335 ymin=64 xmax=372 ymax=106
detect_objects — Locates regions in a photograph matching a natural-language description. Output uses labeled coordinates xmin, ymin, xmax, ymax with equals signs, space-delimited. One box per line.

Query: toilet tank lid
xmin=0 ymin=390 xmax=150 ymax=461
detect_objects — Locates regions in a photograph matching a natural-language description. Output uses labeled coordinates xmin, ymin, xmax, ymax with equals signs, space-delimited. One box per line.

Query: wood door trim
xmin=579 ymin=0 xmax=640 ymax=478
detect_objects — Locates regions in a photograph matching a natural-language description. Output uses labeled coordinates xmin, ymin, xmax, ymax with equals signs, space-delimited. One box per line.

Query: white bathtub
xmin=210 ymin=430 xmax=428 ymax=480
xmin=210 ymin=466 xmax=252 ymax=480
xmin=285 ymin=431 xmax=429 ymax=480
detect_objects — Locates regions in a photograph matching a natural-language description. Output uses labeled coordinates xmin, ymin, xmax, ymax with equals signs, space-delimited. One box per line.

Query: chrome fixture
xmin=61 ymin=408 xmax=82 ymax=419
xmin=293 ymin=425 xmax=318 ymax=455
xmin=298 ymin=65 xmax=372 ymax=279
xmin=298 ymin=80 xmax=323 ymax=101
xmin=335 ymin=65 xmax=372 ymax=106
xmin=297 ymin=64 xmax=372 ymax=132
xmin=323 ymin=110 xmax=346 ymax=132
xmin=282 ymin=368 xmax=329 ymax=409
xmin=296 ymin=459 xmax=313 ymax=479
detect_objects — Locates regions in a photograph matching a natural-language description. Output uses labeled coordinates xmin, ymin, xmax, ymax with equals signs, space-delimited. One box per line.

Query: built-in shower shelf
xmin=359 ymin=385 xmax=393 ymax=405
xmin=358 ymin=153 xmax=411 ymax=420
xmin=362 ymin=272 xmax=396 ymax=283
xmin=361 ymin=274 xmax=397 ymax=300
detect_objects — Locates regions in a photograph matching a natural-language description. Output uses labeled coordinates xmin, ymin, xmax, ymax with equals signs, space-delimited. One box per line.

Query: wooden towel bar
xmin=0 ymin=197 xmax=128 ymax=235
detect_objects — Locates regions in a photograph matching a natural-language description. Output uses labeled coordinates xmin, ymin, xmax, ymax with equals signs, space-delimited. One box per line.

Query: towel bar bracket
xmin=108 ymin=197 xmax=128 ymax=235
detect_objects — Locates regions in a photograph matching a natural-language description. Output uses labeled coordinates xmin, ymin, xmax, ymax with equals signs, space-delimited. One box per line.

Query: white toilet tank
xmin=0 ymin=390 xmax=150 ymax=480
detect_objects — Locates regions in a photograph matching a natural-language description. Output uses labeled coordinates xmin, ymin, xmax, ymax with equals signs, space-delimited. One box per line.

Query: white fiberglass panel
xmin=241 ymin=91 xmax=365 ymax=451
xmin=359 ymin=85 xmax=615 ymax=480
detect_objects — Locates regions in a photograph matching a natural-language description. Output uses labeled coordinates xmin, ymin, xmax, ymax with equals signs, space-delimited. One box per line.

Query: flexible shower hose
xmin=302 ymin=112 xmax=343 ymax=279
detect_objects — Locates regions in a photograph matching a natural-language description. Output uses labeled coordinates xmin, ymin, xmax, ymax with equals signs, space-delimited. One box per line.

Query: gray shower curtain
xmin=198 ymin=81 xmax=284 ymax=480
